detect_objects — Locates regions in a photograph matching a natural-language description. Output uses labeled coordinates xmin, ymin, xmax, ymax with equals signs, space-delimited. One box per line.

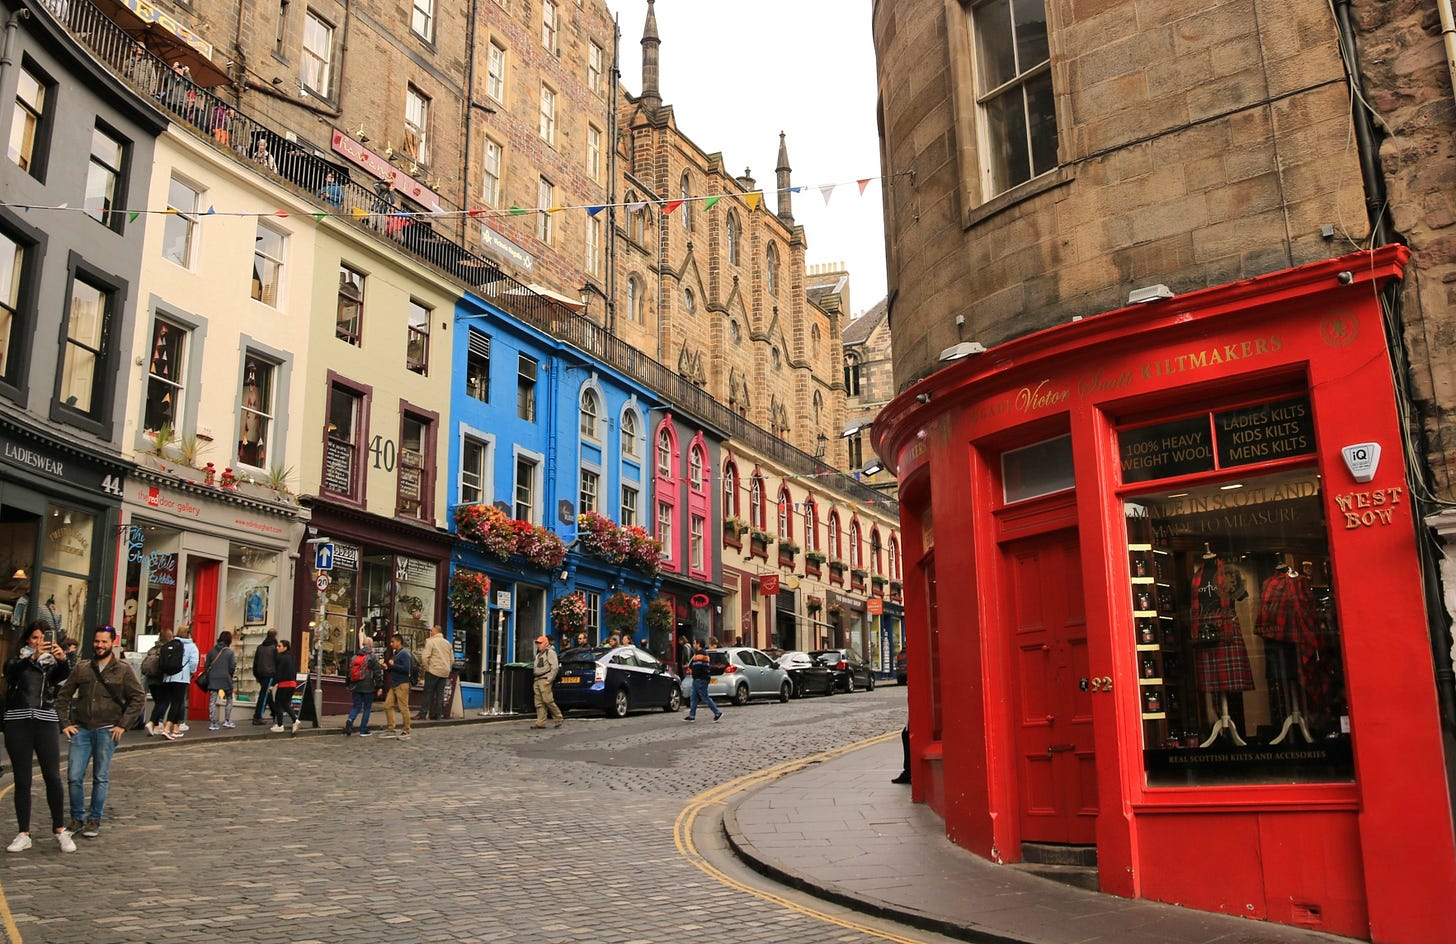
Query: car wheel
xmin=867 ymin=675 xmax=875 ymax=692
xmin=845 ymin=674 xmax=855 ymax=694
xmin=825 ymin=678 xmax=835 ymax=696
xmin=778 ymin=681 xmax=791 ymax=703
xmin=665 ymin=688 xmax=682 ymax=712
xmin=733 ymin=683 xmax=750 ymax=706
xmin=606 ymin=688 xmax=629 ymax=718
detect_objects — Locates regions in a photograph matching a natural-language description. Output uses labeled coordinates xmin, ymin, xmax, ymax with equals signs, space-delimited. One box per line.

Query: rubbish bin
xmin=503 ymin=663 xmax=535 ymax=714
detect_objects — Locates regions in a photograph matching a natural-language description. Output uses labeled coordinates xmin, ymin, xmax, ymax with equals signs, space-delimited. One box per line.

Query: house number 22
xmin=1081 ymin=676 xmax=1113 ymax=692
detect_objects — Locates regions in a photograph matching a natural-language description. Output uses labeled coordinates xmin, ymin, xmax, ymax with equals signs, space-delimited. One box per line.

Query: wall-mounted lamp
xmin=938 ymin=341 xmax=987 ymax=362
xmin=355 ymin=123 xmax=369 ymax=144
xmin=558 ymin=570 xmax=569 ymax=582
xmin=1127 ymin=283 xmax=1175 ymax=304
xmin=841 ymin=421 xmax=871 ymax=439
xmin=915 ymin=392 xmax=932 ymax=404
xmin=860 ymin=460 xmax=886 ymax=476
xmin=10 ymin=568 xmax=27 ymax=581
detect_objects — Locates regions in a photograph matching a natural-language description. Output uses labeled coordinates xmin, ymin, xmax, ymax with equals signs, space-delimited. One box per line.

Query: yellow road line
xmin=0 ymin=782 xmax=23 ymax=944
xmin=673 ymin=731 xmax=931 ymax=944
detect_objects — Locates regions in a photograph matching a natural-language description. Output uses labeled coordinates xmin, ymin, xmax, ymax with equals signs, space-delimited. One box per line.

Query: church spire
xmin=776 ymin=131 xmax=793 ymax=223
xmin=640 ymin=0 xmax=661 ymax=115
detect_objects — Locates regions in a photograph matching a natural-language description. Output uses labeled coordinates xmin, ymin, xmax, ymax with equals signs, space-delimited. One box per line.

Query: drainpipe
xmin=1438 ymin=0 xmax=1456 ymax=107
xmin=461 ymin=0 xmax=479 ymax=246
xmin=0 ymin=8 xmax=31 ymax=93
xmin=606 ymin=16 xmax=620 ymax=335
xmin=1334 ymin=0 xmax=1456 ymax=733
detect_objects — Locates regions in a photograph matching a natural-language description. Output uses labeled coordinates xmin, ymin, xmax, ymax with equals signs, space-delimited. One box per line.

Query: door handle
xmin=1046 ymin=743 xmax=1076 ymax=754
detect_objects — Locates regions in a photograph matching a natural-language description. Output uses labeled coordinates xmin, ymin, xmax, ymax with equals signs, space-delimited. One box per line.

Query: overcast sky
xmin=612 ymin=0 xmax=887 ymax=317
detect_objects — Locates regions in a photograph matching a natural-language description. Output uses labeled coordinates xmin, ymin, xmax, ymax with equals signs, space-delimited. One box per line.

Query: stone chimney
xmin=737 ymin=167 xmax=756 ymax=191
xmin=640 ymin=0 xmax=661 ymax=115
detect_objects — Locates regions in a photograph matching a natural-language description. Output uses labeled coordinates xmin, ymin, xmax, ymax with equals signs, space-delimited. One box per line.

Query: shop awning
xmin=92 ymin=0 xmax=230 ymax=88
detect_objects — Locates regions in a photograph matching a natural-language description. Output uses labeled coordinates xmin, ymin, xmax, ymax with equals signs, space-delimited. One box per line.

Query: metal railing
xmin=48 ymin=0 xmax=896 ymax=516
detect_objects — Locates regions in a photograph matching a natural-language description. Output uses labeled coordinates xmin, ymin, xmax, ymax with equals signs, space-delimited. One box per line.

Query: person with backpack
xmin=158 ymin=624 xmax=197 ymax=740
xmin=250 ymin=629 xmax=278 ymax=726
xmin=205 ymin=631 xmax=238 ymax=731
xmin=4 ymin=622 xmax=74 ymax=853
xmin=55 ymin=625 xmax=146 ymax=841
xmin=269 ymin=639 xmax=300 ymax=735
xmin=141 ymin=626 xmax=173 ymax=736
xmin=343 ymin=644 xmax=381 ymax=737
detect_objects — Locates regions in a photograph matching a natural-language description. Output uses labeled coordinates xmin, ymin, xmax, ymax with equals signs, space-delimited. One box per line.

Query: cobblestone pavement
xmin=1 ymin=688 xmax=917 ymax=944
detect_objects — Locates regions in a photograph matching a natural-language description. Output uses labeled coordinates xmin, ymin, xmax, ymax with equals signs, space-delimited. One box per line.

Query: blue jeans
xmin=347 ymin=691 xmax=373 ymax=733
xmin=252 ymin=677 xmax=274 ymax=720
xmin=68 ymin=726 xmax=118 ymax=823
xmin=688 ymin=678 xmax=720 ymax=719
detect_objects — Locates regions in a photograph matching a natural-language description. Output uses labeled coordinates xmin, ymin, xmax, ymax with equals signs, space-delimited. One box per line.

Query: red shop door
xmin=187 ymin=561 xmax=220 ymax=720
xmin=1005 ymin=528 xmax=1097 ymax=845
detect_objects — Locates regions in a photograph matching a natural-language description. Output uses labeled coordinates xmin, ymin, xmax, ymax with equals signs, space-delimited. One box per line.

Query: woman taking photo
xmin=206 ymin=631 xmax=237 ymax=730
xmin=3 ymin=622 xmax=75 ymax=853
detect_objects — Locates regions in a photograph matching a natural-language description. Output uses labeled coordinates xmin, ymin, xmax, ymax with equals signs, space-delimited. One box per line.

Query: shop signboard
xmin=1212 ymin=396 xmax=1315 ymax=468
xmin=1117 ymin=416 xmax=1214 ymax=483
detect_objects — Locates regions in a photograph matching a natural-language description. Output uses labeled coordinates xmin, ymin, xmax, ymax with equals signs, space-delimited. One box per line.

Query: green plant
xmin=175 ymin=432 xmax=209 ymax=466
xmin=263 ymin=463 xmax=295 ymax=494
xmin=646 ymin=598 xmax=674 ymax=634
xmin=449 ymin=570 xmax=491 ymax=623
xmin=805 ymin=549 xmax=827 ymax=564
xmin=150 ymin=423 xmax=177 ymax=457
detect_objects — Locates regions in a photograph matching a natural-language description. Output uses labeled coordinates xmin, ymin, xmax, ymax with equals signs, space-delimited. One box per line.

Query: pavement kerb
xmin=721 ymin=802 xmax=1025 ymax=944
xmin=111 ymin=710 xmax=525 ymax=756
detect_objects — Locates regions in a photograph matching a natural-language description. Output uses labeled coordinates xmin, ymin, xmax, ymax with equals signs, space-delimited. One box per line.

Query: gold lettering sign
xmin=1332 ymin=487 xmax=1405 ymax=530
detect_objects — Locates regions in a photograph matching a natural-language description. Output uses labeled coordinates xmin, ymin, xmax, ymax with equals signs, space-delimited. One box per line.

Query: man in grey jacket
xmin=530 ymin=635 xmax=563 ymax=729
xmin=56 ymin=626 xmax=145 ymax=840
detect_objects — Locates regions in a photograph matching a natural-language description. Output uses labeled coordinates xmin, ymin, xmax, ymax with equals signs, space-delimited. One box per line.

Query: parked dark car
xmin=678 ymin=647 xmax=791 ymax=705
xmin=811 ymin=648 xmax=876 ymax=692
xmin=895 ymin=648 xmax=908 ymax=685
xmin=553 ymin=645 xmax=682 ymax=718
xmin=775 ymin=650 xmax=836 ymax=698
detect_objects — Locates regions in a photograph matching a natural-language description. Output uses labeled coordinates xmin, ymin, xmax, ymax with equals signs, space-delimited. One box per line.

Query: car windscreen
xmin=560 ymin=647 xmax=609 ymax=669
xmin=707 ymin=651 xmax=729 ymax=667
xmin=809 ymin=650 xmax=843 ymax=664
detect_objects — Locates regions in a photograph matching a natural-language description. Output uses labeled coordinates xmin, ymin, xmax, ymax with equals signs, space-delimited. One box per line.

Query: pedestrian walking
xmin=343 ymin=644 xmax=380 ymax=737
xmin=529 ymin=634 xmax=563 ymax=729
xmin=269 ymin=639 xmax=299 ymax=735
xmin=3 ymin=623 xmax=73 ymax=853
xmin=380 ymin=634 xmax=413 ymax=739
xmin=141 ymin=625 xmax=173 ymax=736
xmin=55 ymin=626 xmax=146 ymax=841
xmin=251 ymin=628 xmax=278 ymax=725
xmin=205 ymin=631 xmax=238 ymax=730
xmin=418 ymin=625 xmax=451 ymax=721
xmin=684 ymin=642 xmax=722 ymax=722
xmin=159 ymin=624 xmax=198 ymax=740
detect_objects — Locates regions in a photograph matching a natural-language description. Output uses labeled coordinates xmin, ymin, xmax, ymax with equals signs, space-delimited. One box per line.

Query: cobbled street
xmin=1 ymin=688 xmax=919 ymax=944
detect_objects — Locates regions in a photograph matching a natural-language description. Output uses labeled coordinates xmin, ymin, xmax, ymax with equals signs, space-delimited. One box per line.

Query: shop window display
xmin=1124 ymin=467 xmax=1349 ymax=785
xmin=227 ymin=543 xmax=277 ymax=706
xmin=316 ymin=546 xmax=435 ymax=679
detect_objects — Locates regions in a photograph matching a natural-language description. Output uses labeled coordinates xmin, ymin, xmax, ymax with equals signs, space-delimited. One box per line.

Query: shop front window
xmin=227 ymin=543 xmax=278 ymax=704
xmin=393 ymin=556 xmax=437 ymax=659
xmin=1125 ymin=463 xmax=1348 ymax=786
xmin=121 ymin=523 xmax=181 ymax=653
xmin=36 ymin=504 xmax=96 ymax=645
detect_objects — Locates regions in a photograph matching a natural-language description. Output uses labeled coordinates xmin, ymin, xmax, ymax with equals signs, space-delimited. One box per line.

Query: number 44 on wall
xmin=100 ymin=474 xmax=124 ymax=496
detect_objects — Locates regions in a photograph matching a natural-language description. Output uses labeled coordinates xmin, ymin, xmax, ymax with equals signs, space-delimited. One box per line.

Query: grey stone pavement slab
xmin=722 ymin=737 xmax=1359 ymax=944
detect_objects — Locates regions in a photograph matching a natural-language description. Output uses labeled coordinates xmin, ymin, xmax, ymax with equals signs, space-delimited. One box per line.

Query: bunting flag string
xmin=0 ymin=170 xmax=910 ymax=225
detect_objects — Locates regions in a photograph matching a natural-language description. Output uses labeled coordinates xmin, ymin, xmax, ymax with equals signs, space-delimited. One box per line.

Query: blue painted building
xmin=447 ymin=289 xmax=663 ymax=709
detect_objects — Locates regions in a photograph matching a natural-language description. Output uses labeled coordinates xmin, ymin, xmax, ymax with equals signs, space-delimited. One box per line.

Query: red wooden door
xmin=187 ymin=561 xmax=220 ymax=720
xmin=1005 ymin=528 xmax=1097 ymax=845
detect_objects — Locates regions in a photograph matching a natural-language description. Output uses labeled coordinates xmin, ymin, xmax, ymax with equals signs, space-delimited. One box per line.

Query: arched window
xmin=626 ymin=276 xmax=644 ymax=324
xmin=729 ymin=319 xmax=741 ymax=344
xmin=777 ymin=486 xmax=793 ymax=539
xmin=722 ymin=461 xmax=738 ymax=519
xmin=803 ymin=498 xmax=818 ymax=552
xmin=689 ymin=445 xmax=705 ymax=490
xmin=811 ymin=324 xmax=821 ymax=356
xmin=656 ymin=428 xmax=672 ymax=477
xmin=871 ymin=527 xmax=883 ymax=575
xmin=620 ymin=408 xmax=639 ymax=458
xmin=812 ymin=391 xmax=824 ymax=430
xmin=726 ymin=212 xmax=739 ymax=265
xmin=749 ymin=473 xmax=766 ymax=529
xmin=827 ymin=511 xmax=841 ymax=561
xmin=579 ymin=387 xmax=600 ymax=440
xmin=849 ymin=519 xmax=863 ymax=568
xmin=681 ymin=172 xmax=692 ymax=232
xmin=888 ymin=536 xmax=900 ymax=581
xmin=771 ymin=346 xmax=781 ymax=371
xmin=766 ymin=243 xmax=779 ymax=294
xmin=844 ymin=353 xmax=862 ymax=397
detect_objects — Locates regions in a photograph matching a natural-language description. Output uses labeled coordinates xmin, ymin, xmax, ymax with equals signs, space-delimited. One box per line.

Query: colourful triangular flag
xmin=128 ymin=211 xmax=139 ymax=223
xmin=745 ymin=192 xmax=762 ymax=213
xmin=313 ymin=213 xmax=327 ymax=221
xmin=275 ymin=210 xmax=289 ymax=218
xmin=468 ymin=208 xmax=486 ymax=218
xmin=351 ymin=207 xmax=368 ymax=220
xmin=819 ymin=185 xmax=835 ymax=205
xmin=660 ymin=199 xmax=684 ymax=215
xmin=702 ymin=196 xmax=720 ymax=211
xmin=509 ymin=205 xmax=527 ymax=216
xmin=586 ymin=205 xmax=606 ymax=216
xmin=205 ymin=206 xmax=216 ymax=215
xmin=857 ymin=179 xmax=870 ymax=195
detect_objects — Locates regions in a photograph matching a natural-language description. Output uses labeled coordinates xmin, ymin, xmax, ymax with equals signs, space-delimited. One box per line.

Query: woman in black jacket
xmin=3 ymin=622 xmax=74 ymax=853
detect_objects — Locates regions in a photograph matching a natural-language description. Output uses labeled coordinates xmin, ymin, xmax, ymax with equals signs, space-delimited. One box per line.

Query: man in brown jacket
xmin=418 ymin=625 xmax=453 ymax=721
xmin=56 ymin=626 xmax=146 ymax=839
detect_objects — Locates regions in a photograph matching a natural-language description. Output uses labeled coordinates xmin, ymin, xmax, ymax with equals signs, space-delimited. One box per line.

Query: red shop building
xmin=872 ymin=247 xmax=1456 ymax=943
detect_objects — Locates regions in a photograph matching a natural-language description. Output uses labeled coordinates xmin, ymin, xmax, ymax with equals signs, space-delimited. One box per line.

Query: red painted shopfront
xmin=873 ymin=247 xmax=1456 ymax=943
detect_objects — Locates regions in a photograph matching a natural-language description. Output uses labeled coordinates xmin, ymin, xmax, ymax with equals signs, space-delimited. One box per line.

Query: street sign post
xmin=314 ymin=542 xmax=335 ymax=571
xmin=316 ymin=573 xmax=331 ymax=591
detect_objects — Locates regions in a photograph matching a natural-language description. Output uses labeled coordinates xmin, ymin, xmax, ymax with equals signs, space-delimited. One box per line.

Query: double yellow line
xmin=672 ymin=730 xmax=928 ymax=944
xmin=0 ymin=782 xmax=21 ymax=944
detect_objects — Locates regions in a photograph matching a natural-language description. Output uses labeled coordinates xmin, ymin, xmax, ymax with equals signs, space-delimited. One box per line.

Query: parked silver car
xmin=678 ymin=647 xmax=792 ymax=705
